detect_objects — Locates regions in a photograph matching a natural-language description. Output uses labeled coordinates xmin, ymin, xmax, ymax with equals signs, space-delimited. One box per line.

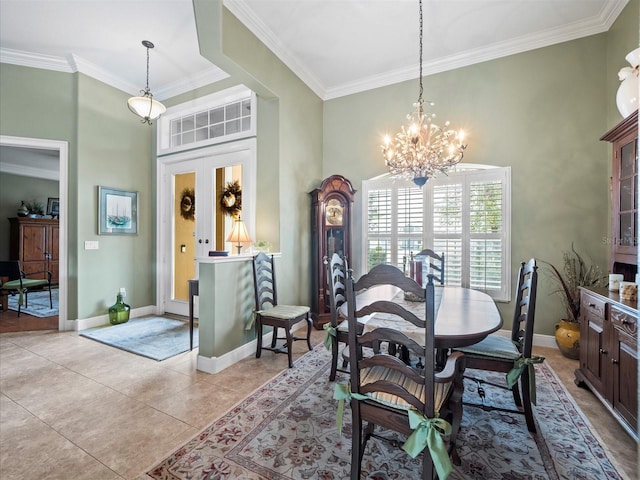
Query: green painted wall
xmin=0 ymin=64 xmax=153 ymax=320
xmin=75 ymin=74 xmax=154 ymax=318
xmin=323 ymin=0 xmax=639 ymax=337
xmin=190 ymin=0 xmax=323 ymax=307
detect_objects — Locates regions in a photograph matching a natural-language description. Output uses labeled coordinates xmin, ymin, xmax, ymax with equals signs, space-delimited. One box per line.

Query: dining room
xmin=1 ymin=0 xmax=639 ymax=478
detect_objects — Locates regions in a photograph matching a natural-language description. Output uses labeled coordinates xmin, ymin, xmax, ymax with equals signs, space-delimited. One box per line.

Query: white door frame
xmin=0 ymin=135 xmax=69 ymax=331
xmin=156 ymin=138 xmax=257 ymax=316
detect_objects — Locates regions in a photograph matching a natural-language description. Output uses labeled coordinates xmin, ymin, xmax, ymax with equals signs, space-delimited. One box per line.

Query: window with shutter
xmin=363 ymin=166 xmax=511 ymax=301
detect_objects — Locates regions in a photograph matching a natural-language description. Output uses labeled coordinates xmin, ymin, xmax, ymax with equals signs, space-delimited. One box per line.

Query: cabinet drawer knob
xmin=599 ymin=348 xmax=607 ymax=354
xmin=611 ymin=358 xmax=619 ymax=364
xmin=588 ymin=303 xmax=596 ymax=308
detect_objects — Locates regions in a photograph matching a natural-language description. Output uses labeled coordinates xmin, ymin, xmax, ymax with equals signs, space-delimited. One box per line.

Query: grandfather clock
xmin=310 ymin=174 xmax=356 ymax=329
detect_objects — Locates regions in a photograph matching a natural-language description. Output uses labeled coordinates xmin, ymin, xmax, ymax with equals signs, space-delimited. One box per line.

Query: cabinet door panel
xmin=581 ymin=311 xmax=607 ymax=393
xmin=612 ymin=327 xmax=638 ymax=431
xmin=22 ymin=225 xmax=46 ymax=262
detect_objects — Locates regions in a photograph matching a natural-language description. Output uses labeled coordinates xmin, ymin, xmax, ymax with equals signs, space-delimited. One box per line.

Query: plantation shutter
xmin=397 ymin=187 xmax=424 ymax=268
xmin=469 ymin=180 xmax=503 ymax=291
xmin=367 ymin=188 xmax=392 ymax=268
xmin=432 ymin=183 xmax=463 ymax=286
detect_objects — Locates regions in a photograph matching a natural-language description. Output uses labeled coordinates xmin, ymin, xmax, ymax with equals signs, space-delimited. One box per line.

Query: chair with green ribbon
xmin=0 ymin=260 xmax=52 ymax=317
xmin=323 ymin=253 xmax=351 ymax=381
xmin=453 ymin=258 xmax=542 ymax=433
xmin=342 ymin=266 xmax=466 ymax=479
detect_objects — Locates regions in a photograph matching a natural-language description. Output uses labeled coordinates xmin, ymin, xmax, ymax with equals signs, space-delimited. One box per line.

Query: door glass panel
xmin=174 ymin=172 xmax=196 ymax=302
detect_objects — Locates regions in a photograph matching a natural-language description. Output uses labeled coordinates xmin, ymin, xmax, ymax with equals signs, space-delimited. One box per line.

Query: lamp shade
xmin=226 ymin=217 xmax=252 ymax=254
xmin=127 ymin=95 xmax=167 ymax=122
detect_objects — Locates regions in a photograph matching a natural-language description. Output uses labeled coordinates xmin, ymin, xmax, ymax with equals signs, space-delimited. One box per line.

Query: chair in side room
xmin=338 ymin=266 xmax=466 ymax=479
xmin=415 ymin=248 xmax=445 ymax=285
xmin=453 ymin=258 xmax=541 ymax=433
xmin=252 ymin=252 xmax=312 ymax=368
xmin=0 ymin=260 xmax=52 ymax=316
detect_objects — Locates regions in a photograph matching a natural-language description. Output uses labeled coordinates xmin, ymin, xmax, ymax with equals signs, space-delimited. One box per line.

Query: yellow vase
xmin=555 ymin=320 xmax=580 ymax=360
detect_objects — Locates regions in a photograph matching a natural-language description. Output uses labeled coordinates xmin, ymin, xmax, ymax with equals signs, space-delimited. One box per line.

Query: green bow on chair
xmin=403 ymin=409 xmax=452 ymax=480
xmin=334 ymin=384 xmax=453 ymax=480
xmin=333 ymin=383 xmax=367 ymax=434
xmin=506 ymin=356 xmax=545 ymax=405
xmin=323 ymin=323 xmax=337 ymax=350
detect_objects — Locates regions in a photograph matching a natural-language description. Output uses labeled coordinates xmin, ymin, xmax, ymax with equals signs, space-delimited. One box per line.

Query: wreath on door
xmin=180 ymin=187 xmax=195 ymax=221
xmin=220 ymin=180 xmax=242 ymax=218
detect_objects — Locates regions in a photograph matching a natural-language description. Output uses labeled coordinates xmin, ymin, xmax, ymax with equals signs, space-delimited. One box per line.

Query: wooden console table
xmin=574 ymin=286 xmax=638 ymax=440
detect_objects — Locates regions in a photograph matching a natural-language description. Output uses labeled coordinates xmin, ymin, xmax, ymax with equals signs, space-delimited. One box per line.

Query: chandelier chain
xmin=418 ymin=0 xmax=423 ymax=109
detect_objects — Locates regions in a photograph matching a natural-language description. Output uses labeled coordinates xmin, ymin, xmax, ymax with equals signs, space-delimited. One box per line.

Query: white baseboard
xmin=197 ymin=319 xmax=310 ymax=374
xmin=74 ymin=305 xmax=157 ymax=331
xmin=198 ymin=330 xmax=273 ymax=374
xmin=492 ymin=329 xmax=557 ymax=349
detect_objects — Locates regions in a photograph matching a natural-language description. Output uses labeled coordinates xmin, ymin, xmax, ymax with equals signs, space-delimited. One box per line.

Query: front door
xmin=158 ymin=139 xmax=255 ymax=317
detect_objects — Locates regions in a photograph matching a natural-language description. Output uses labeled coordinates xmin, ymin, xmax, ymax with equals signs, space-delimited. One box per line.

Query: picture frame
xmin=46 ymin=197 xmax=60 ymax=217
xmin=98 ymin=186 xmax=138 ymax=235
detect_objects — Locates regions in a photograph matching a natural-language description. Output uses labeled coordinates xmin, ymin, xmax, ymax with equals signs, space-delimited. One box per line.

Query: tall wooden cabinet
xmin=9 ymin=217 xmax=59 ymax=285
xmin=310 ymin=175 xmax=356 ymax=329
xmin=575 ymin=287 xmax=638 ymax=441
xmin=601 ymin=109 xmax=638 ymax=280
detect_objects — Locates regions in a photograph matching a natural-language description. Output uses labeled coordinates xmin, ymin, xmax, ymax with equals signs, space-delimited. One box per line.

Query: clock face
xmin=326 ymin=198 xmax=344 ymax=226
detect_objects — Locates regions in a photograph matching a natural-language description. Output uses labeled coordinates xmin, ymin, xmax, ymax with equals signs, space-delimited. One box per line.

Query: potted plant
xmin=541 ymin=244 xmax=605 ymax=359
xmin=24 ymin=200 xmax=44 ymax=217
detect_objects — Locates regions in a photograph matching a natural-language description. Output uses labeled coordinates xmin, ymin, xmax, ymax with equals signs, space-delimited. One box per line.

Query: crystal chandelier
xmin=381 ymin=0 xmax=467 ymax=187
xmin=127 ymin=40 xmax=166 ymax=125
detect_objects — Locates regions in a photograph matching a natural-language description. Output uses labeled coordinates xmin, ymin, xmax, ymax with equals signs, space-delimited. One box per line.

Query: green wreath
xmin=220 ymin=180 xmax=242 ymax=217
xmin=180 ymin=187 xmax=195 ymax=221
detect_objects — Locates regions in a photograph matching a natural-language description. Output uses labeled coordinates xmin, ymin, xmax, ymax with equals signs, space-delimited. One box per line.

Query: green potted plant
xmin=541 ymin=244 xmax=605 ymax=359
xmin=24 ymin=200 xmax=44 ymax=217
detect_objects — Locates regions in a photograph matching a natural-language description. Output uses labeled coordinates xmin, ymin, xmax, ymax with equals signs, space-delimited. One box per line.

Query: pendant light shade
xmin=127 ymin=95 xmax=166 ymax=121
xmin=128 ymin=40 xmax=166 ymax=124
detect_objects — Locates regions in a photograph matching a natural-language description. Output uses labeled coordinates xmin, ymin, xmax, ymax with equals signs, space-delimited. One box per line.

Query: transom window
xmin=363 ymin=165 xmax=511 ymax=301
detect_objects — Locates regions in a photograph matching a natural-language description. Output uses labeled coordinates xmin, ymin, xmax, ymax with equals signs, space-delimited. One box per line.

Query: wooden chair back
xmin=415 ymin=249 xmax=445 ymax=285
xmin=345 ymin=264 xmax=464 ymax=478
xmin=511 ymin=258 xmax=538 ymax=358
xmin=252 ymin=252 xmax=278 ymax=310
xmin=325 ymin=253 xmax=348 ymax=329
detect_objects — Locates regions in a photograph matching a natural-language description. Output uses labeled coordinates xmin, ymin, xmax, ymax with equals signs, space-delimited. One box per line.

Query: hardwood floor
xmin=0 ymin=308 xmax=58 ymax=333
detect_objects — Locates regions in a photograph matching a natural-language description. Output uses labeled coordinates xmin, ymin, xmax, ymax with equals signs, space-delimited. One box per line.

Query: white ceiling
xmin=0 ymin=0 xmax=630 ymax=102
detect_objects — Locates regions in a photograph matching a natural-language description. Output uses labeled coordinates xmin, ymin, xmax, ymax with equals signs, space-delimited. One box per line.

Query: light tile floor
xmin=0 ymin=328 xmax=637 ymax=479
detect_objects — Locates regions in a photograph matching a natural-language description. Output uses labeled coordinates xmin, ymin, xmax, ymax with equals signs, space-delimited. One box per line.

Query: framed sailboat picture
xmin=98 ymin=186 xmax=138 ymax=235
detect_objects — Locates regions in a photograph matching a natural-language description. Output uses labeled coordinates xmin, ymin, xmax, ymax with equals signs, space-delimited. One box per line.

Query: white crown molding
xmin=324 ymin=1 xmax=625 ymax=100
xmin=153 ymin=67 xmax=230 ymax=100
xmin=0 ymin=162 xmax=59 ymax=181
xmin=0 ymin=48 xmax=229 ymax=102
xmin=0 ymin=48 xmax=73 ymax=72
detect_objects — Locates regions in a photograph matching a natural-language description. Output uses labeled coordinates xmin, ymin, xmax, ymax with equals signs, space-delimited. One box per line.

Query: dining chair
xmin=453 ymin=258 xmax=541 ymax=433
xmin=252 ymin=252 xmax=312 ymax=368
xmin=337 ymin=265 xmax=466 ymax=479
xmin=415 ymin=249 xmax=445 ymax=285
xmin=0 ymin=260 xmax=52 ymax=317
xmin=324 ymin=253 xmax=350 ymax=381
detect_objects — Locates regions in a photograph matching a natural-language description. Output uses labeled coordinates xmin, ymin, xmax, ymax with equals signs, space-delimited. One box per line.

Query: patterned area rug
xmin=7 ymin=288 xmax=58 ymax=317
xmin=141 ymin=345 xmax=624 ymax=479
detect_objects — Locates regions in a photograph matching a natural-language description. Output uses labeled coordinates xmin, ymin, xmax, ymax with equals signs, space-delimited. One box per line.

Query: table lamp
xmin=226 ymin=217 xmax=252 ymax=254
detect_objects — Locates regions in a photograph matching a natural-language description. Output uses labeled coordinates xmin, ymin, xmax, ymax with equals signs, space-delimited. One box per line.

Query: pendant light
xmin=127 ymin=40 xmax=166 ymax=125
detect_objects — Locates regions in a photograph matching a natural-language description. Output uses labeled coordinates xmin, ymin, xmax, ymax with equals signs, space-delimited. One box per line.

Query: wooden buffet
xmin=9 ymin=217 xmax=59 ymax=285
xmin=575 ymin=286 xmax=638 ymax=440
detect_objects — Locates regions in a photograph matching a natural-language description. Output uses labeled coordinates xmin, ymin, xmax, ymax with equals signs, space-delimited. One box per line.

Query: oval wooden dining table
xmin=338 ymin=284 xmax=503 ymax=349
